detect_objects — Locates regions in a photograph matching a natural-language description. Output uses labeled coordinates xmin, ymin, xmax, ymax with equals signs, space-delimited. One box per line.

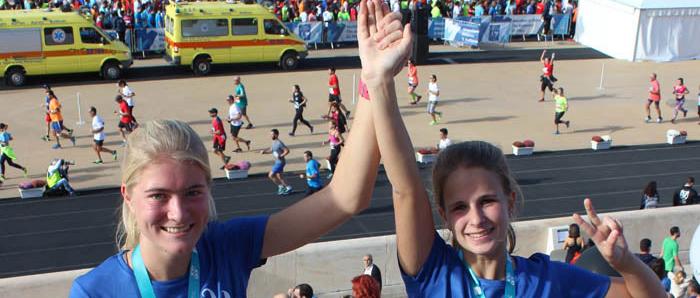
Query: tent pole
xmin=631 ymin=8 xmax=642 ymax=62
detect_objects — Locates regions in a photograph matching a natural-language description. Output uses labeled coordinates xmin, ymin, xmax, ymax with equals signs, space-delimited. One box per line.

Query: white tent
xmin=575 ymin=0 xmax=700 ymax=62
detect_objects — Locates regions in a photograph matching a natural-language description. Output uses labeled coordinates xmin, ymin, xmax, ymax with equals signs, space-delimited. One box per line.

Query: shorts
xmin=45 ymin=113 xmax=51 ymax=123
xmin=329 ymin=94 xmax=341 ymax=103
xmin=240 ymin=106 xmax=247 ymax=115
xmin=540 ymin=76 xmax=554 ymax=92
xmin=271 ymin=160 xmax=285 ymax=174
xmin=213 ymin=138 xmax=225 ymax=151
xmin=427 ymin=101 xmax=438 ymax=114
xmin=305 ymin=185 xmax=323 ymax=196
xmin=118 ymin=121 xmax=134 ymax=132
xmin=647 ymin=99 xmax=660 ymax=105
xmin=555 ymin=111 xmax=566 ymax=124
xmin=93 ymin=139 xmax=104 ymax=146
xmin=230 ymin=124 xmax=242 ymax=138
xmin=51 ymin=121 xmax=62 ymax=133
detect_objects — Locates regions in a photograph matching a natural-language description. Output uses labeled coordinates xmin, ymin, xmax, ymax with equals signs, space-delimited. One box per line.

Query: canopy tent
xmin=575 ymin=0 xmax=700 ymax=62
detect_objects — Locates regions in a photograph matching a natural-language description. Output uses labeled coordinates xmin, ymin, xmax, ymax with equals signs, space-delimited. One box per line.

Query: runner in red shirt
xmin=327 ymin=67 xmax=351 ymax=118
xmin=539 ymin=49 xmax=556 ymax=102
xmin=645 ymin=73 xmax=662 ymax=123
xmin=671 ymin=77 xmax=689 ymax=124
xmin=114 ymin=95 xmax=134 ymax=146
xmin=209 ymin=108 xmax=231 ymax=170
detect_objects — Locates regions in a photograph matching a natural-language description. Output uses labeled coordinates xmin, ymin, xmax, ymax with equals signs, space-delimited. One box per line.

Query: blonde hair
xmin=432 ymin=141 xmax=521 ymax=253
xmin=115 ymin=120 xmax=217 ymax=250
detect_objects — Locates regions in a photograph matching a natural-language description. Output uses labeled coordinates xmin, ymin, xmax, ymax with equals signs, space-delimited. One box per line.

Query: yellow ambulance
xmin=164 ymin=1 xmax=308 ymax=75
xmin=0 ymin=9 xmax=131 ymax=87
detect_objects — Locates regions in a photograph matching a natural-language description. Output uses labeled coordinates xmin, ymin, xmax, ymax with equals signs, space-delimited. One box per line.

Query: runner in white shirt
xmin=118 ymin=80 xmax=137 ymax=125
xmin=437 ymin=128 xmax=453 ymax=151
xmin=89 ymin=107 xmax=117 ymax=164
xmin=426 ymin=74 xmax=443 ymax=125
xmin=226 ymin=95 xmax=251 ymax=152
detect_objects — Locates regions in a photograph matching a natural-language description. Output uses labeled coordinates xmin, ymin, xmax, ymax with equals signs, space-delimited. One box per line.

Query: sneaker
xmin=70 ymin=136 xmax=76 ymax=146
xmin=310 ymin=126 xmax=314 ymax=134
xmin=289 ymin=132 xmax=295 ymax=137
xmin=0 ymin=175 xmax=5 ymax=182
xmin=410 ymin=101 xmax=417 ymax=105
xmin=345 ymin=111 xmax=351 ymax=118
xmin=22 ymin=168 xmax=28 ymax=178
xmin=657 ymin=117 xmax=663 ymax=123
xmin=435 ymin=111 xmax=443 ymax=120
xmin=121 ymin=140 xmax=128 ymax=147
xmin=41 ymin=135 xmax=50 ymax=141
xmin=416 ymin=95 xmax=422 ymax=103
xmin=565 ymin=121 xmax=570 ymax=128
xmin=67 ymin=128 xmax=74 ymax=135
xmin=538 ymin=98 xmax=545 ymax=102
xmin=245 ymin=140 xmax=251 ymax=151
xmin=645 ymin=116 xmax=651 ymax=123
xmin=684 ymin=110 xmax=688 ymax=117
xmin=233 ymin=148 xmax=243 ymax=153
xmin=219 ymin=165 xmax=226 ymax=170
xmin=112 ymin=151 xmax=118 ymax=161
xmin=553 ymin=131 xmax=560 ymax=135
xmin=93 ymin=160 xmax=103 ymax=164
xmin=671 ymin=119 xmax=676 ymax=124
xmin=283 ymin=185 xmax=293 ymax=195
xmin=68 ymin=191 xmax=77 ymax=197
xmin=246 ymin=123 xmax=254 ymax=129
xmin=429 ymin=120 xmax=438 ymax=126
xmin=277 ymin=185 xmax=285 ymax=195
xmin=52 ymin=144 xmax=61 ymax=149
xmin=223 ymin=156 xmax=231 ymax=164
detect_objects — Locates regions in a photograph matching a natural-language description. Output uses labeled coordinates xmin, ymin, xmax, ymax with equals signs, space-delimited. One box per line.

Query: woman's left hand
xmin=573 ymin=198 xmax=631 ymax=269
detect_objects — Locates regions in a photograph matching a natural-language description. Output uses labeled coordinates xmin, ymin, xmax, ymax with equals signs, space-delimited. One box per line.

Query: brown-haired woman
xmin=355 ymin=0 xmax=666 ymax=296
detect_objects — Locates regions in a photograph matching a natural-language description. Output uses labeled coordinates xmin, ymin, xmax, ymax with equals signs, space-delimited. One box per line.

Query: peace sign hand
xmin=572 ymin=198 xmax=632 ymax=270
xmin=357 ymin=0 xmax=412 ymax=87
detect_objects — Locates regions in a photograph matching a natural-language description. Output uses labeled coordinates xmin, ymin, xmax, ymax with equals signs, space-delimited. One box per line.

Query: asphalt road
xmin=2 ymin=142 xmax=698 ymax=278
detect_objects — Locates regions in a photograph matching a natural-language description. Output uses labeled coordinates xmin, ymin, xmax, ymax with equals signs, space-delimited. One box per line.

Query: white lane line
xmin=0 ymin=241 xmax=114 ymax=257
xmin=0 ymin=223 xmax=114 ymax=239
xmin=508 ymin=144 xmax=700 ymax=161
xmin=519 ymin=169 xmax=700 ymax=188
xmin=523 ymin=186 xmax=678 ymax=203
xmin=0 ymin=207 xmax=115 ymax=222
xmin=513 ymin=157 xmax=700 ymax=174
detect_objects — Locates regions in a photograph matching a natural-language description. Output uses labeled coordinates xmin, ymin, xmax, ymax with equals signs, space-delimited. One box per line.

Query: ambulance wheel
xmin=280 ymin=52 xmax=298 ymax=70
xmin=193 ymin=57 xmax=211 ymax=76
xmin=6 ymin=67 xmax=26 ymax=87
xmin=101 ymin=62 xmax=121 ymax=80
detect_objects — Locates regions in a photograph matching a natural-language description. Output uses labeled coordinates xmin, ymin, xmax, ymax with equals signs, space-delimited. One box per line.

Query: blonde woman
xmin=355 ymin=0 xmax=666 ymax=297
xmin=69 ymin=114 xmax=381 ymax=296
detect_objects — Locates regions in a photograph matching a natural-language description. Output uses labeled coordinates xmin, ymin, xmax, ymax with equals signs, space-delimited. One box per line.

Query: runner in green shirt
xmin=553 ymin=87 xmax=570 ymax=135
xmin=660 ymin=226 xmax=684 ymax=273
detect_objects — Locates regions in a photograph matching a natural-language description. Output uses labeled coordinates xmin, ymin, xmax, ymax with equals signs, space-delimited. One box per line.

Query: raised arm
xmin=573 ymin=199 xmax=666 ymax=298
xmin=540 ymin=50 xmax=546 ymax=63
xmin=261 ymin=73 xmax=381 ymax=259
xmin=360 ymin=0 xmax=435 ymax=275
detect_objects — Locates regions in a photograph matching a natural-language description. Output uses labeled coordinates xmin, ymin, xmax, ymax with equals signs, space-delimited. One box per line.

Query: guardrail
xmin=106 ymin=13 xmax=571 ymax=54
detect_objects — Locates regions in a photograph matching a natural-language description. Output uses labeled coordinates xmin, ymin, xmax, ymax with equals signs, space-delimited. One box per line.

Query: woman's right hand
xmin=357 ymin=0 xmax=412 ymax=87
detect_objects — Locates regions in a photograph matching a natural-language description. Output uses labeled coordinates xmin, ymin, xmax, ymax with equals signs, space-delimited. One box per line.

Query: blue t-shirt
xmin=401 ymin=232 xmax=611 ymax=297
xmin=306 ymin=159 xmax=322 ymax=189
xmin=235 ymin=84 xmax=247 ymax=108
xmin=69 ymin=216 xmax=268 ymax=298
xmin=0 ymin=132 xmax=11 ymax=144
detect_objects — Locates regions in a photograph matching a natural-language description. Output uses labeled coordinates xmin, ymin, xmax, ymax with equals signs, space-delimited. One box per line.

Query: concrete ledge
xmin=2 ymin=205 xmax=698 ymax=297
